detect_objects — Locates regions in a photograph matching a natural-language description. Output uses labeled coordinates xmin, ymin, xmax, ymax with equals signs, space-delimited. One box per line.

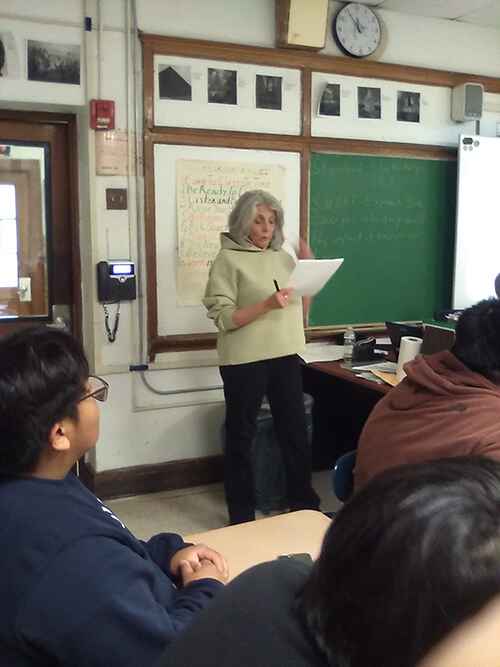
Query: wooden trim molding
xmin=79 ymin=455 xmax=224 ymax=500
xmin=140 ymin=33 xmax=499 ymax=357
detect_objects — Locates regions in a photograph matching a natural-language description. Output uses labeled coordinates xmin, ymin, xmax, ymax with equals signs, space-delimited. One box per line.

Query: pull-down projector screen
xmin=453 ymin=135 xmax=500 ymax=309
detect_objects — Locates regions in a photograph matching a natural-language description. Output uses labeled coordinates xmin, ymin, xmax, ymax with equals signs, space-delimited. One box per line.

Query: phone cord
xmin=103 ymin=302 xmax=121 ymax=343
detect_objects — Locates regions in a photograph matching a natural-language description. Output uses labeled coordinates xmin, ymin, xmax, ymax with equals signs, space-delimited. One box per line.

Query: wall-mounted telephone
xmin=97 ymin=261 xmax=137 ymax=303
xmin=96 ymin=261 xmax=137 ymax=343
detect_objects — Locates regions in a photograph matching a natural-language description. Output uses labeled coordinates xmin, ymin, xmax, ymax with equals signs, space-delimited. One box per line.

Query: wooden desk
xmin=302 ymin=360 xmax=390 ymax=469
xmin=185 ymin=510 xmax=330 ymax=582
xmin=312 ymin=360 xmax=390 ymax=397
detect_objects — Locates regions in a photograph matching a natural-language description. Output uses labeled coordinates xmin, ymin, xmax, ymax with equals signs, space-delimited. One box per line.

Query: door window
xmin=0 ymin=143 xmax=49 ymax=318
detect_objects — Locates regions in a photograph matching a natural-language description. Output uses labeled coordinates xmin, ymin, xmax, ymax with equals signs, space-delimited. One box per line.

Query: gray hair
xmin=228 ymin=190 xmax=285 ymax=250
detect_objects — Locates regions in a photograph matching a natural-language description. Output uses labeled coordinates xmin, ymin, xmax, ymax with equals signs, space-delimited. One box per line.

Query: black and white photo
xmin=318 ymin=83 xmax=340 ymax=117
xmin=27 ymin=40 xmax=80 ymax=85
xmin=207 ymin=67 xmax=237 ymax=105
xmin=0 ymin=39 xmax=5 ymax=77
xmin=358 ymin=86 xmax=381 ymax=119
xmin=158 ymin=64 xmax=192 ymax=101
xmin=256 ymin=75 xmax=282 ymax=110
xmin=0 ymin=31 xmax=20 ymax=79
xmin=397 ymin=91 xmax=420 ymax=123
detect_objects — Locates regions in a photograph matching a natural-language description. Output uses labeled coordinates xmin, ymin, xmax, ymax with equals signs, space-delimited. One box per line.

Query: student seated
xmin=355 ymin=298 xmax=500 ymax=490
xmin=158 ymin=456 xmax=500 ymax=667
xmin=0 ymin=326 xmax=228 ymax=667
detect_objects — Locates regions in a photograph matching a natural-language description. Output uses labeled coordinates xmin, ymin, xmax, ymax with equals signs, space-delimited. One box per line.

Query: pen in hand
xmin=273 ymin=279 xmax=280 ymax=292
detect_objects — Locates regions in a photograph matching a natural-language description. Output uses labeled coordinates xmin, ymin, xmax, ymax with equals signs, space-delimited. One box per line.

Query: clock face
xmin=333 ymin=3 xmax=381 ymax=58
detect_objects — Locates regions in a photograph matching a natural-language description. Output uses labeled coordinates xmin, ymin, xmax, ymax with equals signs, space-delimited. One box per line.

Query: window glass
xmin=0 ymin=184 xmax=18 ymax=288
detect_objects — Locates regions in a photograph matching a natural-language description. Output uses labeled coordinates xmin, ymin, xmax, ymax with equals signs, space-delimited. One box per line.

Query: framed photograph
xmin=154 ymin=55 xmax=301 ymax=134
xmin=158 ymin=64 xmax=192 ymax=101
xmin=27 ymin=39 xmax=80 ymax=85
xmin=397 ymin=91 xmax=421 ymax=123
xmin=0 ymin=37 xmax=6 ymax=77
xmin=207 ymin=67 xmax=237 ymax=105
xmin=256 ymin=75 xmax=282 ymax=111
xmin=0 ymin=31 xmax=20 ymax=79
xmin=358 ymin=86 xmax=381 ymax=119
xmin=318 ymin=83 xmax=340 ymax=117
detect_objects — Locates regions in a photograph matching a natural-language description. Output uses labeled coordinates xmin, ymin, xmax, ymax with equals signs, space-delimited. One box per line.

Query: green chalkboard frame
xmin=309 ymin=152 xmax=457 ymax=328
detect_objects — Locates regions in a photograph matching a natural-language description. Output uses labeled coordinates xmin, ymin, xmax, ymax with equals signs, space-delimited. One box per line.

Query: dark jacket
xmin=355 ymin=350 xmax=500 ymax=490
xmin=0 ymin=473 xmax=222 ymax=666
xmin=159 ymin=558 xmax=330 ymax=667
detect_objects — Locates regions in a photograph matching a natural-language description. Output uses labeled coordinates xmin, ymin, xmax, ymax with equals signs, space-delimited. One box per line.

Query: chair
xmin=331 ymin=449 xmax=357 ymax=503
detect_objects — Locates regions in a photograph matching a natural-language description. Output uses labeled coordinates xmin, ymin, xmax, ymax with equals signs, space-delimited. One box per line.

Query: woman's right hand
xmin=267 ymin=287 xmax=294 ymax=309
xmin=231 ymin=287 xmax=295 ymax=328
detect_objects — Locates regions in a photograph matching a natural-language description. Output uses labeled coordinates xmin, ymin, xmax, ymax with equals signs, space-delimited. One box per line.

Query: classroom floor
xmin=107 ymin=470 xmax=340 ymax=540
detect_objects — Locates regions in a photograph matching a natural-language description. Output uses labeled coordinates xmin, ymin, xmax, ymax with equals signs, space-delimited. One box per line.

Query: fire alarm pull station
xmin=96 ymin=261 xmax=136 ymax=343
xmin=90 ymin=99 xmax=115 ymax=130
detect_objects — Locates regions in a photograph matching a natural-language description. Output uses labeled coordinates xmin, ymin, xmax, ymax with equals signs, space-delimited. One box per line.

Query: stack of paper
xmin=351 ymin=361 xmax=398 ymax=387
xmin=288 ymin=258 xmax=344 ymax=297
xmin=371 ymin=370 xmax=399 ymax=387
xmin=299 ymin=343 xmax=345 ymax=364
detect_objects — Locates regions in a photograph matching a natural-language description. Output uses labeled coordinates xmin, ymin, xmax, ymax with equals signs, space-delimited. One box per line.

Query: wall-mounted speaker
xmin=275 ymin=0 xmax=328 ymax=50
xmin=451 ymin=82 xmax=484 ymax=122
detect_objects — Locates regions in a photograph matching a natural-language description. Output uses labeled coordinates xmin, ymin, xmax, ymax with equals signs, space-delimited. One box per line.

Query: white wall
xmin=2 ymin=0 xmax=500 ymax=473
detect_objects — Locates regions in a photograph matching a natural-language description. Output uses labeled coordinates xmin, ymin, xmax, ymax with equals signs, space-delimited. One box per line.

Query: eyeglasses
xmin=80 ymin=375 xmax=109 ymax=403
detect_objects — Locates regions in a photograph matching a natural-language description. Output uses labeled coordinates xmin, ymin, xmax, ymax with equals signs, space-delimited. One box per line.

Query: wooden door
xmin=0 ymin=110 xmax=81 ymax=335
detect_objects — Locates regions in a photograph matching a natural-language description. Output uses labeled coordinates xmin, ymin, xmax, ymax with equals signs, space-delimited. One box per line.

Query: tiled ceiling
xmin=358 ymin=0 xmax=500 ymax=29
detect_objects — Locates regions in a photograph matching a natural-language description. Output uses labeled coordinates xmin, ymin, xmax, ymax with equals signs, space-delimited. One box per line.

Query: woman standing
xmin=203 ymin=190 xmax=320 ymax=524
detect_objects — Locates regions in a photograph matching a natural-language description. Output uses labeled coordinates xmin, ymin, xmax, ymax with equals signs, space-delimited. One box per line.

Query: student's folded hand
xmin=170 ymin=543 xmax=229 ymax=581
xmin=178 ymin=558 xmax=228 ymax=586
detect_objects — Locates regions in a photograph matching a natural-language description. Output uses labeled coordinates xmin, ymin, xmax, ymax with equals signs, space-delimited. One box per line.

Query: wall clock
xmin=332 ymin=3 xmax=381 ymax=58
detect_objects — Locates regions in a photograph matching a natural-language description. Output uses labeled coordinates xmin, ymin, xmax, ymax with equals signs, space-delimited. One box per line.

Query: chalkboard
xmin=309 ymin=152 xmax=457 ymax=327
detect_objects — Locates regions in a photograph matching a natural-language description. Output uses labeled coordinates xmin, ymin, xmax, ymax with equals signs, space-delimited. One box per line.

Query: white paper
xmin=299 ymin=343 xmax=345 ymax=364
xmin=288 ymin=258 xmax=344 ymax=297
xmin=352 ymin=361 xmax=397 ymax=373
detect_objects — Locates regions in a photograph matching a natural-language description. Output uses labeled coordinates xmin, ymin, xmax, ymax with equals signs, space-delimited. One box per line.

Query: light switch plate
xmin=106 ymin=188 xmax=128 ymax=210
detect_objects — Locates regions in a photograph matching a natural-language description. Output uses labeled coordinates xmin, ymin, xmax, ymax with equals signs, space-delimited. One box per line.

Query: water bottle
xmin=343 ymin=326 xmax=356 ymax=362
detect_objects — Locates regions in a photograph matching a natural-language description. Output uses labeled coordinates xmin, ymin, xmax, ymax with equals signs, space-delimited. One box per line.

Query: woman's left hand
xmin=298 ymin=238 xmax=315 ymax=260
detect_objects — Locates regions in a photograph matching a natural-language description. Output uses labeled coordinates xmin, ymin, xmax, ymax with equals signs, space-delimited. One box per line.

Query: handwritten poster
xmin=176 ymin=159 xmax=285 ymax=305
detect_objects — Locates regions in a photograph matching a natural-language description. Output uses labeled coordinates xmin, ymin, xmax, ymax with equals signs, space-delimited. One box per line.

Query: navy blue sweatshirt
xmin=0 ymin=473 xmax=223 ymax=666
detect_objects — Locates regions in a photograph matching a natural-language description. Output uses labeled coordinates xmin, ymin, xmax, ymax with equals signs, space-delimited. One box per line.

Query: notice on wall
xmin=95 ymin=130 xmax=131 ymax=176
xmin=175 ymin=159 xmax=285 ymax=305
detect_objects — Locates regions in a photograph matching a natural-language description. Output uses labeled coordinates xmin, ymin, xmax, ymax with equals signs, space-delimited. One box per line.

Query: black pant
xmin=220 ymin=355 xmax=320 ymax=525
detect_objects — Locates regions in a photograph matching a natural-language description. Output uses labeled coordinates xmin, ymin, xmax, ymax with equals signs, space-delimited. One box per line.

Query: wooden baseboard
xmin=78 ymin=455 xmax=224 ymax=500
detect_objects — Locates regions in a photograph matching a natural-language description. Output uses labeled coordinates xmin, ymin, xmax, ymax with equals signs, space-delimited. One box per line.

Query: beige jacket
xmin=203 ymin=233 xmax=305 ymax=366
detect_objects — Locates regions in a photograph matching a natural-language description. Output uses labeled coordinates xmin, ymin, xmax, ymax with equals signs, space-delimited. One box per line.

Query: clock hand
xmin=347 ymin=8 xmax=362 ymax=34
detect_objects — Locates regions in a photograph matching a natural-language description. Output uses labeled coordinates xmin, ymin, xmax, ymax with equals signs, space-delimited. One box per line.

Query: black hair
xmin=300 ymin=457 xmax=500 ymax=667
xmin=0 ymin=326 xmax=89 ymax=474
xmin=452 ymin=298 xmax=500 ymax=375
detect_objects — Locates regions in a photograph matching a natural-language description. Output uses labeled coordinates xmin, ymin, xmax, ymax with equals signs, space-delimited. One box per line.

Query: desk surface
xmin=311 ymin=360 xmax=390 ymax=396
xmin=185 ymin=510 xmax=331 ymax=582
